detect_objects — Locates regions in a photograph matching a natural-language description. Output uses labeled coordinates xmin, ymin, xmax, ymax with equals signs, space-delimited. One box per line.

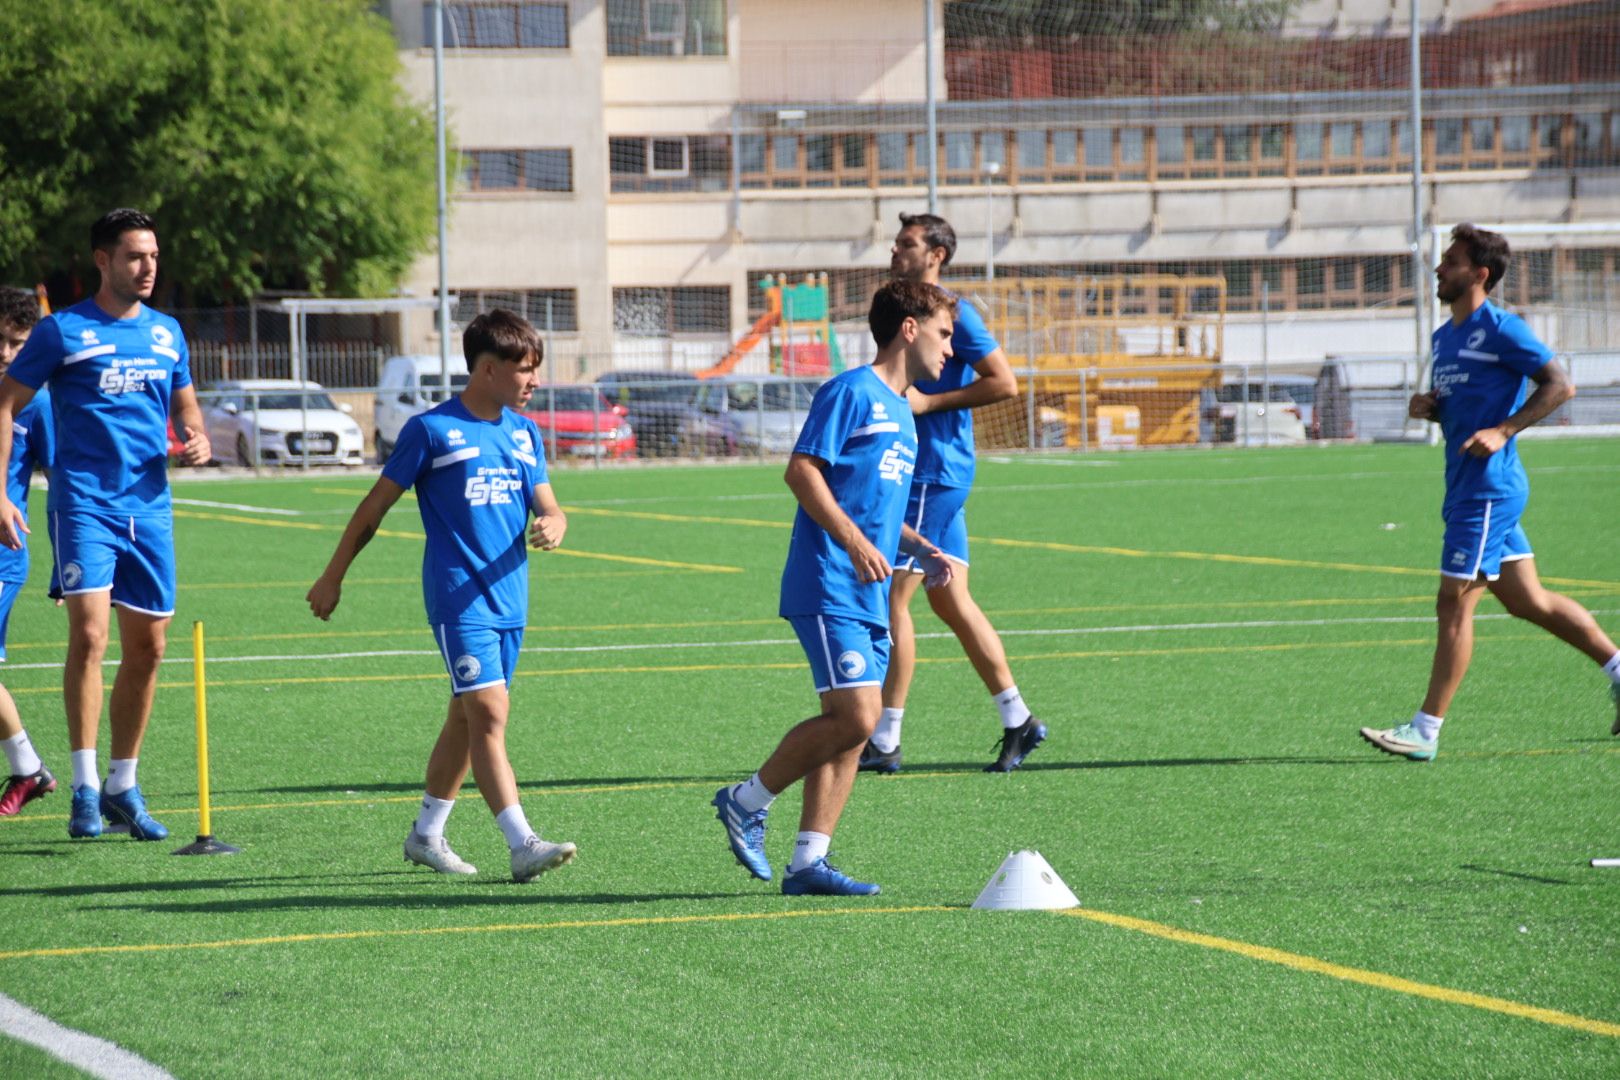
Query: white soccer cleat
xmin=511 ymin=835 xmax=577 ymax=883
xmin=404 ymin=829 xmax=478 ymax=875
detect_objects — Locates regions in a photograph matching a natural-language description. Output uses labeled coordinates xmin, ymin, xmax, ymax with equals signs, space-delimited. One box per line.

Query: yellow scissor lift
xmin=969 ymin=275 xmax=1226 ymax=449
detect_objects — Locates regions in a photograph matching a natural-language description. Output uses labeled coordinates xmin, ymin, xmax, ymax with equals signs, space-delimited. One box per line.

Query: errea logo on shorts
xmin=837 ymin=650 xmax=867 ymax=680
xmin=877 ymin=440 xmax=915 ymax=485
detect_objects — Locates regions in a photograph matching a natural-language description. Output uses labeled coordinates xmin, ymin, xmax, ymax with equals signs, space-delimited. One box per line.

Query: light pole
xmin=985 ymin=160 xmax=1000 ymax=281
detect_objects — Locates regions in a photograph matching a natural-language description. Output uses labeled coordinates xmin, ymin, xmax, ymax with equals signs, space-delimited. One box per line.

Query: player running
xmin=860 ymin=212 xmax=1046 ymax=775
xmin=712 ymin=279 xmax=955 ymax=896
xmin=1360 ymin=223 xmax=1620 ymax=761
xmin=309 ymin=309 xmax=576 ymax=883
xmin=0 ymin=210 xmax=212 ymax=840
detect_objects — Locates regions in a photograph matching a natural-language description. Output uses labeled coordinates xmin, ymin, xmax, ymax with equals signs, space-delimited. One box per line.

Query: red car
xmin=521 ymin=385 xmax=637 ymax=460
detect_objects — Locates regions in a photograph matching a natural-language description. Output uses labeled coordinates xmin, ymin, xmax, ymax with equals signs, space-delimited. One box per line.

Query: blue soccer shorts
xmin=0 ymin=579 xmax=21 ymax=661
xmin=896 ymin=482 xmax=970 ymax=573
xmin=1440 ymin=495 xmax=1532 ymax=581
xmin=787 ymin=614 xmax=890 ymax=695
xmin=50 ymin=510 xmax=177 ymax=617
xmin=435 ymin=623 xmax=524 ymax=696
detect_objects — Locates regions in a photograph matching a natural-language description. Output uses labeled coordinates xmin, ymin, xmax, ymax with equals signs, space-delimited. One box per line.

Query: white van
xmin=374 ymin=354 xmax=469 ymax=462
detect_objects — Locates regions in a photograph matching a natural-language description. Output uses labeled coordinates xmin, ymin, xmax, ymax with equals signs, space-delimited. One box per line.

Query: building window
xmin=424 ymin=2 xmax=569 ymax=49
xmin=610 ymin=135 xmax=729 ymax=192
xmin=606 ymin=0 xmax=726 ymax=57
xmin=454 ymin=288 xmax=578 ymax=332
xmin=464 ymin=148 xmax=572 ymax=192
xmin=613 ymin=286 xmax=729 ymax=334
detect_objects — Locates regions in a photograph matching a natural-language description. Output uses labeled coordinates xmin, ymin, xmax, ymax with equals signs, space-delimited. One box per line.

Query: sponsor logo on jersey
xmin=61 ymin=562 xmax=84 ymax=589
xmin=465 ymin=467 xmax=523 ymax=506
xmin=836 ymin=650 xmax=867 ymax=680
xmin=877 ymin=440 xmax=916 ymax=484
xmin=97 ymin=359 xmax=168 ymax=396
xmin=453 ymin=654 xmax=482 ymax=682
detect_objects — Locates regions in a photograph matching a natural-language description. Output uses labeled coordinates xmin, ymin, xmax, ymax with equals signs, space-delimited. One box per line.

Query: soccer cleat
xmin=781 ymin=857 xmax=880 ymax=897
xmin=985 ymin=717 xmax=1048 ymax=773
xmin=68 ymin=785 xmax=103 ymax=839
xmin=100 ymin=784 xmax=170 ymax=840
xmin=510 ymin=835 xmax=576 ymax=883
xmin=857 ymin=740 xmax=902 ymax=774
xmin=404 ymin=829 xmax=478 ymax=875
xmin=1359 ymin=722 xmax=1438 ymax=762
xmin=712 ymin=785 xmax=772 ymax=881
xmin=1610 ymin=683 xmax=1620 ymax=737
xmin=0 ymin=766 xmax=57 ymax=816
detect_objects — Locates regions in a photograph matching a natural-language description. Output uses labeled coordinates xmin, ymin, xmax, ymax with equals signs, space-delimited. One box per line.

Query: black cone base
xmin=173 ymin=834 xmax=241 ymax=856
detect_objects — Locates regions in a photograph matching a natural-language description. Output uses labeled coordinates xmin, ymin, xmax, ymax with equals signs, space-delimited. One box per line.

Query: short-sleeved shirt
xmin=1430 ymin=301 xmax=1553 ymax=510
xmin=779 ymin=366 xmax=917 ymax=624
xmin=381 ymin=397 xmax=550 ymax=629
xmin=911 ymin=291 xmax=999 ymax=488
xmin=7 ymin=299 xmax=191 ymax=516
xmin=0 ymin=389 xmax=53 ymax=584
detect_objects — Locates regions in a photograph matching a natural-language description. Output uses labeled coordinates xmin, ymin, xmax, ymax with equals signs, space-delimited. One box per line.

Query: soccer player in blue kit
xmin=309 ymin=310 xmax=577 ymax=883
xmin=0 ymin=210 xmax=212 ymax=840
xmin=1360 ymin=224 xmax=1620 ymax=761
xmin=713 ymin=280 xmax=955 ymax=896
xmin=860 ymin=213 xmax=1047 ymax=774
xmin=0 ymin=288 xmax=57 ymax=816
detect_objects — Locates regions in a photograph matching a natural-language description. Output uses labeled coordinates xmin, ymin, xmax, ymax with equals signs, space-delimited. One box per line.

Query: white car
xmin=374 ymin=354 xmax=468 ymax=463
xmin=202 ymin=379 xmax=365 ymax=467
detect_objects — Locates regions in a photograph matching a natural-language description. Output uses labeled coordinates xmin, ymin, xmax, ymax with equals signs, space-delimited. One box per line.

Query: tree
xmin=0 ymin=0 xmax=439 ymax=303
xmin=945 ymin=0 xmax=1300 ymax=40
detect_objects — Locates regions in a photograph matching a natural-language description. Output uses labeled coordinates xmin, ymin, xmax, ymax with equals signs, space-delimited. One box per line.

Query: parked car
xmin=521 ymin=385 xmax=637 ymax=460
xmin=202 ymin=379 xmax=365 ymax=467
xmin=1199 ymin=377 xmax=1310 ymax=445
xmin=692 ymin=375 xmax=826 ymax=455
xmin=374 ymin=354 xmax=470 ymax=463
xmin=594 ymin=370 xmax=733 ymax=457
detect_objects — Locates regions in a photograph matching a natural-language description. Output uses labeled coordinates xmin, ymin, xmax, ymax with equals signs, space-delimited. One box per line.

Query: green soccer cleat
xmin=1359 ymin=722 xmax=1438 ymax=762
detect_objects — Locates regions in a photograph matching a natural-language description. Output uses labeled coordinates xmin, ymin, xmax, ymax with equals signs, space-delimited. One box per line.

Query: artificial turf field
xmin=1 ymin=438 xmax=1618 ymax=1078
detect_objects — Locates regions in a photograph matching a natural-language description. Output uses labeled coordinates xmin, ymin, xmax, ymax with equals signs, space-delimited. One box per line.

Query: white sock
xmin=870 ymin=708 xmax=903 ymax=753
xmin=105 ymin=758 xmax=138 ymax=796
xmin=494 ymin=804 xmax=534 ymax=850
xmin=1412 ymin=710 xmax=1444 ymax=741
xmin=2 ymin=731 xmax=41 ymax=776
xmin=415 ymin=794 xmax=455 ymax=839
xmin=994 ymin=686 xmax=1032 ymax=729
xmin=733 ymin=773 xmax=776 ymax=814
xmin=71 ymin=749 xmax=100 ymax=791
xmin=788 ymin=831 xmax=830 ymax=873
xmin=1602 ymin=652 xmax=1620 ymax=685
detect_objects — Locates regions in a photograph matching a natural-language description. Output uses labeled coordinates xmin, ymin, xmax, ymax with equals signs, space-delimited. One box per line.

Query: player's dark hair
xmin=869 ymin=279 xmax=956 ymax=348
xmin=898 ymin=212 xmax=957 ymax=268
xmin=90 ymin=208 xmax=157 ymax=252
xmin=462 ymin=308 xmax=543 ymax=371
xmin=1450 ymin=223 xmax=1510 ymax=293
xmin=0 ymin=287 xmax=40 ymax=333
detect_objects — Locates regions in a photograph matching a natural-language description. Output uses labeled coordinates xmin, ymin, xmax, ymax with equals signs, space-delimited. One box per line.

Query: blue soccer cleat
xmin=100 ymin=784 xmax=170 ymax=841
xmin=68 ymin=785 xmax=103 ymax=839
xmin=781 ymin=857 xmax=880 ymax=897
xmin=985 ymin=717 xmax=1047 ymax=773
xmin=712 ymin=785 xmax=771 ymax=881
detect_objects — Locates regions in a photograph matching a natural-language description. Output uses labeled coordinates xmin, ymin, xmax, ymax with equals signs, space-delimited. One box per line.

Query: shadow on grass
xmin=243 ymin=775 xmax=729 ymax=796
xmin=0 ymin=870 xmax=424 ymax=899
xmin=1459 ymin=864 xmax=1571 ymax=886
xmin=90 ymin=889 xmax=754 ymax=914
xmin=895 ymin=755 xmax=1381 ymax=775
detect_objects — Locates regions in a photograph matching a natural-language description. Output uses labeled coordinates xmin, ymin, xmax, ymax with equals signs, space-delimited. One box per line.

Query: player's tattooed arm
xmin=307 ymin=477 xmax=406 ymax=619
xmin=1462 ymin=359 xmax=1574 ymax=457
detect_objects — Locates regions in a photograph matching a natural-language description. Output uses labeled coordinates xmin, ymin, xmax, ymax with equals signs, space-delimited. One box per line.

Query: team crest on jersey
xmin=446 ymin=428 xmax=465 ymax=445
xmin=836 ymin=650 xmax=867 ymax=680
xmin=1466 ymin=329 xmax=1487 ymax=350
xmin=151 ymin=325 xmax=174 ymax=348
xmin=453 ymin=654 xmax=482 ymax=682
xmin=61 ymin=562 xmax=84 ymax=589
xmin=512 ymin=429 xmax=534 ymax=455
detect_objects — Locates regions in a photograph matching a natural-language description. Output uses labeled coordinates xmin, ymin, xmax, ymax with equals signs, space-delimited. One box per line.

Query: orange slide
xmin=697 ymin=294 xmax=780 ymax=379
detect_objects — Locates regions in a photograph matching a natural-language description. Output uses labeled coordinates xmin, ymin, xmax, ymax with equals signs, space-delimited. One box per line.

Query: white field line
xmin=171 ymin=497 xmax=304 ymax=516
xmin=6 ymin=611 xmax=1603 ymax=672
xmin=0 ymin=992 xmax=175 ymax=1080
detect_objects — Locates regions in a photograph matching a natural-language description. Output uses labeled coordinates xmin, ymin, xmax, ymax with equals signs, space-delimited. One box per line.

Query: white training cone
xmin=971 ymin=849 xmax=1080 ymax=910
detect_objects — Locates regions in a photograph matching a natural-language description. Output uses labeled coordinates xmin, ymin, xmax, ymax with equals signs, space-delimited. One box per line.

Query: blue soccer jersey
xmin=0 ymin=390 xmax=54 ymax=584
xmin=779 ymin=366 xmax=917 ymax=624
xmin=911 ymin=291 xmax=999 ymax=488
xmin=6 ymin=300 xmax=191 ymax=516
xmin=381 ymin=397 xmax=549 ymax=629
xmin=1430 ymin=301 xmax=1552 ymax=508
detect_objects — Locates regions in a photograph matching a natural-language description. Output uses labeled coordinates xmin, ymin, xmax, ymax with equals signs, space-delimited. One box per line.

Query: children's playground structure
xmin=698 ymin=274 xmax=845 ymax=379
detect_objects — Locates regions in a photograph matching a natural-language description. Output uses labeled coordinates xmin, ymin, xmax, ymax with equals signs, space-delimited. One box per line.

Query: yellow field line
xmin=1064 ymin=908 xmax=1620 ymax=1038
xmin=0 ymin=905 xmax=954 ymax=963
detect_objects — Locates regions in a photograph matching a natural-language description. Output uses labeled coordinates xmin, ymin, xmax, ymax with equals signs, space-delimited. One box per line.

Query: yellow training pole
xmin=174 ymin=620 xmax=239 ymax=854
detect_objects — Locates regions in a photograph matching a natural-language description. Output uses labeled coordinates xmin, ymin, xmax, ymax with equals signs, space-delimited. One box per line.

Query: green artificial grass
xmin=1 ymin=440 xmax=1617 ymax=1077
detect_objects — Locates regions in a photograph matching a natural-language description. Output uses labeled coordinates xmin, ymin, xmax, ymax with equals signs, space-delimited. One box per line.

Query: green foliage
xmin=946 ymin=0 xmax=1301 ymax=39
xmin=0 ymin=0 xmax=438 ymax=301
